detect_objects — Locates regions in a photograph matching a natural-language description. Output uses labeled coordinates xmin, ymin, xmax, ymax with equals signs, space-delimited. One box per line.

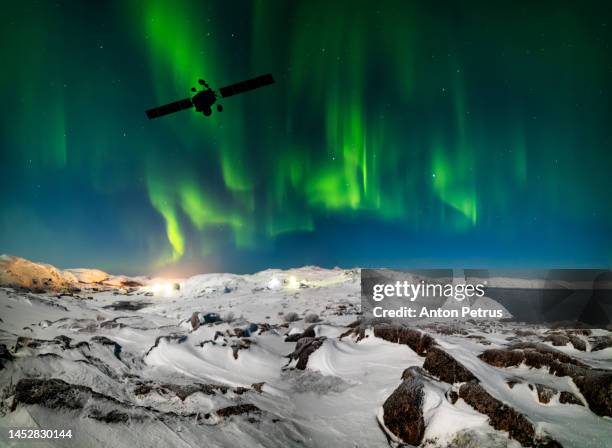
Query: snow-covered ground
xmin=0 ymin=258 xmax=611 ymax=447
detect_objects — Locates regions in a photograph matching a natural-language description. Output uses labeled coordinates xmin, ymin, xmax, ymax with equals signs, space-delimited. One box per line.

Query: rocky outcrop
xmin=134 ymin=382 xmax=233 ymax=400
xmin=284 ymin=324 xmax=316 ymax=342
xmin=0 ymin=255 xmax=143 ymax=292
xmin=459 ymin=381 xmax=561 ymax=447
xmin=422 ymin=346 xmax=477 ymax=384
xmin=543 ymin=332 xmax=586 ymax=351
xmin=590 ymin=336 xmax=612 ymax=352
xmin=216 ymin=403 xmax=261 ymax=418
xmin=12 ymin=378 xmax=120 ymax=412
xmin=479 ymin=343 xmax=586 ymax=370
xmin=88 ymin=409 xmax=130 ymax=423
xmin=534 ymin=384 xmax=556 ymax=404
xmin=373 ymin=325 xmax=434 ymax=355
xmin=0 ymin=255 xmax=79 ymax=292
xmin=480 ymin=344 xmax=611 ymax=417
xmin=568 ymin=335 xmax=586 ymax=351
xmin=382 ymin=366 xmax=427 ymax=445
xmin=0 ymin=344 xmax=14 ymax=369
xmin=572 ymin=369 xmax=612 ymax=417
xmin=543 ymin=333 xmax=570 ymax=347
xmin=286 ymin=337 xmax=326 ymax=370
xmin=559 ymin=391 xmax=583 ymax=406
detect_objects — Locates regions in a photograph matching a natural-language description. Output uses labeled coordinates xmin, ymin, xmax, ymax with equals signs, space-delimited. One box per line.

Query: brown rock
xmin=543 ymin=334 xmax=570 ymax=346
xmin=373 ymin=325 xmax=434 ymax=355
xmin=590 ymin=336 xmax=612 ymax=352
xmin=446 ymin=389 xmax=459 ymax=404
xmin=287 ymin=336 xmax=326 ymax=370
xmin=190 ymin=312 xmax=200 ymax=330
xmin=382 ymin=367 xmax=426 ymax=445
xmin=284 ymin=324 xmax=316 ymax=342
xmin=216 ymin=403 xmax=261 ymax=418
xmin=568 ymin=335 xmax=586 ymax=351
xmin=459 ymin=381 xmax=560 ymax=447
xmin=422 ymin=346 xmax=477 ymax=384
xmin=535 ymin=384 xmax=557 ymax=404
xmin=231 ymin=339 xmax=252 ymax=360
xmin=571 ymin=369 xmax=612 ymax=417
xmin=479 ymin=348 xmax=525 ymax=368
xmin=559 ymin=391 xmax=583 ymax=406
xmin=480 ymin=344 xmax=611 ymax=417
xmin=479 ymin=343 xmax=586 ymax=370
xmin=0 ymin=344 xmax=14 ymax=370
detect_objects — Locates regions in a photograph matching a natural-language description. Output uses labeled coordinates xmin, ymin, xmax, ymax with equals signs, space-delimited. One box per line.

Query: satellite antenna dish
xmin=145 ymin=73 xmax=275 ymax=119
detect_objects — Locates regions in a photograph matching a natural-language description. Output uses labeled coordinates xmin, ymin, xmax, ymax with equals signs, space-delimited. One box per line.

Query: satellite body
xmin=145 ymin=73 xmax=275 ymax=119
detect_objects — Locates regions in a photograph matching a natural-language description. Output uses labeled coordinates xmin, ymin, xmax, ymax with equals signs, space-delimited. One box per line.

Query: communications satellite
xmin=145 ymin=73 xmax=275 ymax=119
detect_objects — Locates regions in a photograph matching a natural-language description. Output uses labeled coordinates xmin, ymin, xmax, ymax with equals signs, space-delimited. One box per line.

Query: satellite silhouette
xmin=145 ymin=73 xmax=275 ymax=119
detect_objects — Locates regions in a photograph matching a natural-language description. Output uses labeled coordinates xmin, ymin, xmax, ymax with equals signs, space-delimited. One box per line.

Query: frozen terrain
xmin=0 ymin=256 xmax=611 ymax=447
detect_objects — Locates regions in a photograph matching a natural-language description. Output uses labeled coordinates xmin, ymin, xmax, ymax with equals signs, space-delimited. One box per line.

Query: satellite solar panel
xmin=146 ymin=98 xmax=193 ymax=119
xmin=219 ymin=73 xmax=275 ymax=98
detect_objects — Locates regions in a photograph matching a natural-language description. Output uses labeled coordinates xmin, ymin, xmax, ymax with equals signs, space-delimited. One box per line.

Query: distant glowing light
xmin=268 ymin=276 xmax=281 ymax=290
xmin=287 ymin=275 xmax=300 ymax=290
xmin=150 ymin=281 xmax=178 ymax=296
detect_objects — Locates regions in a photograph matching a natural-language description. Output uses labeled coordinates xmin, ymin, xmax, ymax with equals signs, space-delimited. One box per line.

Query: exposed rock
xmin=15 ymin=336 xmax=68 ymax=352
xmin=133 ymin=381 xmax=236 ymax=400
xmin=373 ymin=324 xmax=434 ymax=355
xmin=568 ymin=335 xmax=586 ymax=351
xmin=422 ymin=345 xmax=477 ymax=384
xmin=0 ymin=255 xmax=78 ymax=292
xmin=88 ymin=409 xmax=130 ymax=423
xmin=383 ymin=366 xmax=426 ymax=445
xmin=53 ymin=335 xmax=72 ymax=349
xmin=0 ymin=343 xmax=14 ymax=369
xmin=190 ymin=312 xmax=201 ymax=330
xmin=590 ymin=336 xmax=612 ymax=352
xmin=543 ymin=332 xmax=587 ymax=351
xmin=168 ymin=383 xmax=229 ymax=399
xmin=251 ymin=382 xmax=265 ymax=393
xmin=535 ymin=384 xmax=557 ymax=404
xmin=284 ymin=324 xmax=316 ymax=342
xmin=543 ymin=333 xmax=570 ymax=346
xmin=458 ymin=381 xmax=561 ymax=447
xmin=90 ymin=336 xmax=122 ymax=359
xmin=216 ymin=403 xmax=261 ymax=418
xmin=566 ymin=328 xmax=592 ymax=336
xmin=120 ymin=279 xmax=144 ymax=288
xmin=12 ymin=378 xmax=119 ymax=411
xmin=506 ymin=379 xmax=522 ymax=389
xmin=571 ymin=369 xmax=612 ymax=417
xmin=103 ymin=301 xmax=151 ymax=311
xmin=230 ymin=338 xmax=252 ymax=359
xmin=516 ymin=330 xmax=537 ymax=337
xmin=194 ymin=313 xmax=227 ymax=331
xmin=287 ymin=336 xmax=326 ymax=370
xmin=480 ymin=344 xmax=611 ymax=417
xmin=479 ymin=343 xmax=586 ymax=370
xmin=145 ymin=334 xmax=188 ymax=356
xmin=559 ymin=391 xmax=583 ymax=406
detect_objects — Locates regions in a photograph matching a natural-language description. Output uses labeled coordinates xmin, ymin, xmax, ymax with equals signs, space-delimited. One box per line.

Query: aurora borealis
xmin=1 ymin=1 xmax=611 ymax=274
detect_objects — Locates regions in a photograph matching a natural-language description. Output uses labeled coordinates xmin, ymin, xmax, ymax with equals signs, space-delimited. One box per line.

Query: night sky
xmin=1 ymin=1 xmax=611 ymax=275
